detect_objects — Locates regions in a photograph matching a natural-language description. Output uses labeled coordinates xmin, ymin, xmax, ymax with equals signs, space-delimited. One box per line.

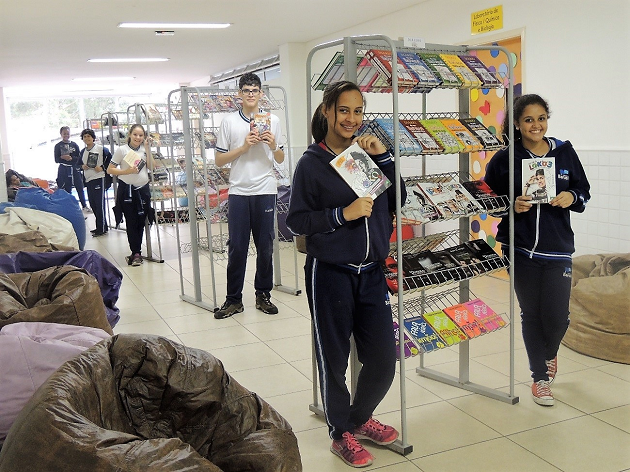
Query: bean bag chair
xmin=0 ymin=334 xmax=302 ymax=472
xmin=14 ymin=187 xmax=86 ymax=250
xmin=562 ymin=253 xmax=630 ymax=364
xmin=0 ymin=265 xmax=113 ymax=335
xmin=0 ymin=231 xmax=75 ymax=254
xmin=0 ymin=322 xmax=110 ymax=443
xmin=0 ymin=206 xmax=79 ymax=250
xmin=0 ymin=250 xmax=123 ymax=328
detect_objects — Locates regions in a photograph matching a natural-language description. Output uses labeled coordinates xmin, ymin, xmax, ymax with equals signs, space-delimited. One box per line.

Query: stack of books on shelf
xmin=401 ymin=298 xmax=506 ymax=354
xmin=382 ymin=238 xmax=506 ymax=294
xmin=312 ymin=49 xmax=502 ymax=93
xmin=359 ymin=116 xmax=502 ymax=156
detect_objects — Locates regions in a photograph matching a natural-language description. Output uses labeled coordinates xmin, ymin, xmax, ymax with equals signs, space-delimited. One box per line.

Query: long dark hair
xmin=126 ymin=123 xmax=146 ymax=145
xmin=311 ymin=81 xmax=364 ymax=143
xmin=502 ymin=94 xmax=551 ymax=142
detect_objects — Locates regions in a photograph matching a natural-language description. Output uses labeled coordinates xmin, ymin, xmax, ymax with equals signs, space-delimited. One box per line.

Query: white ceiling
xmin=0 ymin=0 xmax=427 ymax=98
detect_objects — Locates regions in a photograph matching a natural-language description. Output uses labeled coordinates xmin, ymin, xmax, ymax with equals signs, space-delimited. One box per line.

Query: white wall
xmin=280 ymin=0 xmax=630 ymax=256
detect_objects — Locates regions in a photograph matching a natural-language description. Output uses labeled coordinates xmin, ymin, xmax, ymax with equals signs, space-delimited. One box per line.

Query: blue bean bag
xmin=14 ymin=188 xmax=86 ymax=250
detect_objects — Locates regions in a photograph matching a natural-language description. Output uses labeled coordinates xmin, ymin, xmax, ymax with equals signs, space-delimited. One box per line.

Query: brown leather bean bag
xmin=0 ymin=265 xmax=113 ymax=335
xmin=562 ymin=253 xmax=630 ymax=364
xmin=0 ymin=334 xmax=302 ymax=472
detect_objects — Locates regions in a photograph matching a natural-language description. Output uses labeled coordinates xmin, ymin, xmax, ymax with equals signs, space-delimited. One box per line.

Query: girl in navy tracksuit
xmin=484 ymin=94 xmax=590 ymax=407
xmin=287 ymin=81 xmax=406 ymax=467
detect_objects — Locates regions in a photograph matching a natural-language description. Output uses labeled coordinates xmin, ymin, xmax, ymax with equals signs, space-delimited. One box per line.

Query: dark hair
xmin=311 ymin=81 xmax=364 ymax=144
xmin=535 ymin=168 xmax=545 ymax=176
xmin=238 ymin=72 xmax=261 ymax=90
xmin=502 ymin=93 xmax=551 ymax=141
xmin=59 ymin=126 xmax=70 ymax=134
xmin=80 ymin=128 xmax=96 ymax=140
xmin=126 ymin=124 xmax=146 ymax=145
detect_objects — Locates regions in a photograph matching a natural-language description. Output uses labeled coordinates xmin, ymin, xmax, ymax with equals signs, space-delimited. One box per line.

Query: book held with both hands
xmin=250 ymin=112 xmax=271 ymax=135
xmin=329 ymin=142 xmax=391 ymax=200
xmin=86 ymin=152 xmax=99 ymax=169
xmin=123 ymin=149 xmax=146 ymax=171
xmin=522 ymin=157 xmax=556 ymax=204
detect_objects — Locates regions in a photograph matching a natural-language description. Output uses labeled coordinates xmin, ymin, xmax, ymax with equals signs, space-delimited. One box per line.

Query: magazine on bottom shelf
xmin=522 ymin=157 xmax=556 ymax=204
xmin=463 ymin=298 xmax=506 ymax=331
xmin=442 ymin=303 xmax=488 ymax=338
xmin=329 ymin=142 xmax=391 ymax=200
xmin=123 ymin=149 xmax=145 ymax=171
xmin=422 ymin=310 xmax=468 ymax=346
xmin=403 ymin=315 xmax=446 ymax=353
xmin=461 ymin=180 xmax=502 ymax=211
xmin=393 ymin=320 xmax=420 ymax=359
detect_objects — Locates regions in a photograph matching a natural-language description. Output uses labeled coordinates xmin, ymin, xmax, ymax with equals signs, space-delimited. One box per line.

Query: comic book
xmin=396 ymin=51 xmax=441 ymax=92
xmin=399 ymin=119 xmax=444 ymax=155
xmin=438 ymin=54 xmax=482 ymax=88
xmin=393 ymin=320 xmax=420 ymax=359
xmin=443 ymin=182 xmax=484 ymax=215
xmin=458 ymin=55 xmax=501 ymax=87
xmin=422 ymin=310 xmax=468 ymax=346
xmin=442 ymin=303 xmax=487 ymax=338
xmin=403 ymin=315 xmax=447 ymax=353
xmin=464 ymin=239 xmax=503 ymax=272
xmin=364 ymin=118 xmax=424 ymax=156
xmin=417 ymin=181 xmax=466 ymax=219
xmin=522 ymin=157 xmax=556 ymax=204
xmin=382 ymin=255 xmax=410 ymax=294
xmin=459 ymin=117 xmax=503 ymax=149
xmin=402 ymin=250 xmax=448 ymax=287
xmin=418 ymin=53 xmax=462 ymax=88
xmin=463 ymin=298 xmax=506 ymax=332
xmin=445 ymin=243 xmax=483 ymax=278
xmin=439 ymin=118 xmax=483 ymax=153
xmin=401 ymin=182 xmax=440 ymax=224
xmin=420 ymin=119 xmax=462 ymax=154
xmin=85 ymin=151 xmax=99 ymax=168
xmin=364 ymin=49 xmax=418 ymax=89
xmin=329 ymin=142 xmax=391 ymax=200
xmin=250 ymin=112 xmax=271 ymax=135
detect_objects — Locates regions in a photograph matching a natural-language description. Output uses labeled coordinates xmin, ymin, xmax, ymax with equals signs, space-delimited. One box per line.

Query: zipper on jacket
xmin=529 ymin=205 xmax=541 ymax=258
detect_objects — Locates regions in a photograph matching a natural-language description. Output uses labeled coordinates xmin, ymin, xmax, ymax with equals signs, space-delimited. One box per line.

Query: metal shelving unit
xmin=306 ymin=34 xmax=518 ymax=457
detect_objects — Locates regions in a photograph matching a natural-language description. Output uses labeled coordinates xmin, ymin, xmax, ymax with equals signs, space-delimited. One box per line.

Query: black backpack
xmin=103 ymin=147 xmax=113 ymax=190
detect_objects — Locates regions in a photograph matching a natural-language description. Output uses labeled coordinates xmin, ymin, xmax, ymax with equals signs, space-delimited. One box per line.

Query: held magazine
xmin=329 ymin=142 xmax=391 ymax=200
xmin=123 ymin=150 xmax=146 ymax=171
xmin=522 ymin=157 xmax=556 ymax=204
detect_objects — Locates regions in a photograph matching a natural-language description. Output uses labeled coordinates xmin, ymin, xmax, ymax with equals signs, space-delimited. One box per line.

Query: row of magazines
xmin=394 ymin=297 xmax=508 ymax=357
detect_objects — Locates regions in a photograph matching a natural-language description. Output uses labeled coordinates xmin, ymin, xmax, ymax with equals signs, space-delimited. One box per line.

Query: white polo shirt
xmin=112 ymin=144 xmax=150 ymax=188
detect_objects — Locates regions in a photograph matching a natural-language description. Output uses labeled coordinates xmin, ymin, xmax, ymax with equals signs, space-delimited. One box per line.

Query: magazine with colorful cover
xmin=422 ymin=310 xmax=468 ymax=346
xmin=365 ymin=49 xmax=418 ymax=88
xmin=393 ymin=320 xmax=420 ymax=359
xmin=420 ymin=119 xmax=462 ymax=154
xmin=461 ymin=180 xmax=502 ymax=211
xmin=418 ymin=53 xmax=462 ymax=88
xmin=382 ymin=255 xmax=410 ymax=293
xmin=329 ymin=142 xmax=391 ymax=200
xmin=522 ymin=157 xmax=556 ymax=203
xmin=399 ymin=119 xmax=444 ymax=155
xmin=401 ymin=182 xmax=440 ymax=224
xmin=458 ymin=55 xmax=501 ymax=87
xmin=439 ymin=118 xmax=483 ymax=153
xmin=443 ymin=182 xmax=484 ymax=215
xmin=442 ymin=303 xmax=487 ymax=338
xmin=403 ymin=315 xmax=446 ymax=353
xmin=438 ymin=54 xmax=482 ymax=88
xmin=366 ymin=118 xmax=424 ymax=156
xmin=250 ymin=112 xmax=271 ymax=135
xmin=459 ymin=118 xmax=503 ymax=149
xmin=417 ymin=181 xmax=467 ymax=219
xmin=463 ymin=298 xmax=506 ymax=331
xmin=123 ymin=149 xmax=145 ymax=171
xmin=396 ymin=51 xmax=440 ymax=92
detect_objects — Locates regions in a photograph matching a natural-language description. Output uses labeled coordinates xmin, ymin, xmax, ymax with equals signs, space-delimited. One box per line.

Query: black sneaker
xmin=256 ymin=294 xmax=278 ymax=315
xmin=214 ymin=301 xmax=244 ymax=319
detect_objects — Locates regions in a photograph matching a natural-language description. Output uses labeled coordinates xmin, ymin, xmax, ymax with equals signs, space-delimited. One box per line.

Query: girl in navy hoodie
xmin=485 ymin=94 xmax=590 ymax=407
xmin=287 ymin=81 xmax=405 ymax=468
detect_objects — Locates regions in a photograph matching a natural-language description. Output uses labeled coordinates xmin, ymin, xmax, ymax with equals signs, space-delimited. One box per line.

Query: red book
xmin=442 ymin=303 xmax=487 ymax=338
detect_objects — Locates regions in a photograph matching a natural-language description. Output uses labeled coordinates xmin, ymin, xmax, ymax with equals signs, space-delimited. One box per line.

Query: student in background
xmin=80 ymin=129 xmax=111 ymax=237
xmin=107 ymin=124 xmax=159 ymax=266
xmin=54 ymin=126 xmax=90 ymax=212
xmin=286 ymin=81 xmax=405 ymax=468
xmin=213 ymin=72 xmax=285 ymax=319
xmin=484 ymin=93 xmax=590 ymax=407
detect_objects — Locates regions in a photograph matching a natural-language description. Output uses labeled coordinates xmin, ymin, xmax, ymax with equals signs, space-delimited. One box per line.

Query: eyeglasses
xmin=240 ymin=88 xmax=260 ymax=95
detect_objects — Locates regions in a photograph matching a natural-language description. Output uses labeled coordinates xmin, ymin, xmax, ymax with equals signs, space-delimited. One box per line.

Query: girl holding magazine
xmin=287 ymin=81 xmax=405 ymax=468
xmin=484 ymin=94 xmax=590 ymax=407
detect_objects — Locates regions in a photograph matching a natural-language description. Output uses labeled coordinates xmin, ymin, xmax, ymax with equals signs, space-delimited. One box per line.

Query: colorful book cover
xmin=442 ymin=303 xmax=487 ymax=338
xmin=463 ymin=298 xmax=506 ymax=331
xmin=202 ymin=96 xmax=220 ymax=113
xmin=366 ymin=118 xmax=423 ymax=156
xmin=417 ymin=181 xmax=467 ymax=219
xmin=396 ymin=51 xmax=440 ymax=92
xmin=393 ymin=320 xmax=420 ymax=359
xmin=443 ymin=182 xmax=484 ymax=215
xmin=329 ymin=142 xmax=391 ymax=200
xmin=365 ymin=49 xmax=418 ymax=88
xmin=382 ymin=255 xmax=410 ymax=293
xmin=356 ymin=56 xmax=381 ymax=92
xmin=459 ymin=117 xmax=503 ymax=149
xmin=420 ymin=119 xmax=462 ymax=154
xmin=522 ymin=157 xmax=556 ymax=204
xmin=459 ymin=55 xmax=501 ymax=87
xmin=440 ymin=118 xmax=483 ymax=153
xmin=399 ymin=119 xmax=444 ymax=154
xmin=122 ymin=149 xmax=145 ymax=171
xmin=422 ymin=310 xmax=468 ymax=346
xmin=403 ymin=315 xmax=447 ymax=353
xmin=439 ymin=54 xmax=482 ymax=88
xmin=461 ymin=180 xmax=502 ymax=211
xmin=250 ymin=112 xmax=271 ymax=135
xmin=401 ymin=182 xmax=440 ymax=224
xmin=418 ymin=53 xmax=462 ymax=88
xmin=215 ymin=95 xmax=237 ymax=112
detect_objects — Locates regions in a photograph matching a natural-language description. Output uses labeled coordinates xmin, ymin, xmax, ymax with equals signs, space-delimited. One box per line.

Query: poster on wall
xmin=468 ymin=36 xmax=522 ymax=277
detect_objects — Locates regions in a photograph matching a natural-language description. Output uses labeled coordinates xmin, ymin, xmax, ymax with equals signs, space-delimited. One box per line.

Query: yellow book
xmin=440 ymin=118 xmax=484 ymax=153
xmin=439 ymin=54 xmax=482 ymax=88
xmin=422 ymin=310 xmax=468 ymax=346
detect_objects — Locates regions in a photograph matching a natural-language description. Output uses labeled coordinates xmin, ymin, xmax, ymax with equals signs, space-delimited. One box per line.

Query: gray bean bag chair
xmin=562 ymin=253 xmax=630 ymax=364
xmin=0 ymin=334 xmax=302 ymax=472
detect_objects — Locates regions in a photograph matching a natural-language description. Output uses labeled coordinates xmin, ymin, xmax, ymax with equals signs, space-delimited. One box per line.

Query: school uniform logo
xmin=563 ymin=266 xmax=572 ymax=278
xmin=558 ymin=169 xmax=569 ymax=181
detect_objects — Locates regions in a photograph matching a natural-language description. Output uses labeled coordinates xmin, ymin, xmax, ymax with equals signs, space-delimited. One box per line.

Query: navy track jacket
xmin=286 ymin=143 xmax=405 ymax=270
xmin=484 ymin=138 xmax=590 ymax=260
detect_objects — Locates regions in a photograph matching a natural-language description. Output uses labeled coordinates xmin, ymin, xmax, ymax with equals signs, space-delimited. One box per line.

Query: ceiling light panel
xmin=118 ymin=22 xmax=230 ymax=29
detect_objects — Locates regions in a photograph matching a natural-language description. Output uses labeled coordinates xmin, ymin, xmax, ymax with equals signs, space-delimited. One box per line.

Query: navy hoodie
xmin=286 ymin=142 xmax=405 ymax=270
xmin=484 ymin=138 xmax=590 ymax=260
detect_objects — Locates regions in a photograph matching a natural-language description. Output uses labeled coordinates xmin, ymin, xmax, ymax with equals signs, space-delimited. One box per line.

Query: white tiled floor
xmin=85 ymin=221 xmax=630 ymax=472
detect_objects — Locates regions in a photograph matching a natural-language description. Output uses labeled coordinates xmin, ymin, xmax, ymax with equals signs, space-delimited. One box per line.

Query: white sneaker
xmin=532 ymin=380 xmax=554 ymax=406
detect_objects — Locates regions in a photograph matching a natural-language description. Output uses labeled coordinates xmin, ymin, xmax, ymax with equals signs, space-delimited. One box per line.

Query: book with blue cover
xmin=403 ymin=315 xmax=447 ymax=353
